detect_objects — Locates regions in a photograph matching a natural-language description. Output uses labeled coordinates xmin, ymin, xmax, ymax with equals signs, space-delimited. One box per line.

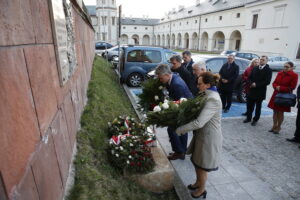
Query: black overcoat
xmin=218 ymin=61 xmax=239 ymax=92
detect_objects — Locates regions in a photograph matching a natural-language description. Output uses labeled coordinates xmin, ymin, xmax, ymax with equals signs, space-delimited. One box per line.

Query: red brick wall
xmin=0 ymin=0 xmax=94 ymax=199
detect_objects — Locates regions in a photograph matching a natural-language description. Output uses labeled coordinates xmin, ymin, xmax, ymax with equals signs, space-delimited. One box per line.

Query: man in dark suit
xmin=218 ymin=55 xmax=239 ymax=113
xmin=182 ymin=51 xmax=194 ymax=75
xmin=155 ymin=64 xmax=193 ymax=160
xmin=243 ymin=56 xmax=272 ymax=126
xmin=170 ymin=55 xmax=198 ymax=96
xmin=286 ymin=84 xmax=300 ymax=144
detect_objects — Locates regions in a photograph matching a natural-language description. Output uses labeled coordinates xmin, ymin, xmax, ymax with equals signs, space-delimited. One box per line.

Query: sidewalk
xmin=123 ymin=84 xmax=299 ymax=200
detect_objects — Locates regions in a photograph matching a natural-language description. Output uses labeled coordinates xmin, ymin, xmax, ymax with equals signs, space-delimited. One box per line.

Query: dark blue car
xmin=119 ymin=46 xmax=177 ymax=87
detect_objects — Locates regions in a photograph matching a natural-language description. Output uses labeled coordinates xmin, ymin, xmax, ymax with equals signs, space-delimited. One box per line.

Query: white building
xmin=91 ymin=0 xmax=300 ymax=62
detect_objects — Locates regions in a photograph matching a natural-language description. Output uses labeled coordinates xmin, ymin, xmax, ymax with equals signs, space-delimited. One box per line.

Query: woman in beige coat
xmin=176 ymin=72 xmax=222 ymax=199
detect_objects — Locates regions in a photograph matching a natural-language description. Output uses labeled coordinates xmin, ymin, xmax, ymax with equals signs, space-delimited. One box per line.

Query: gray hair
xmin=228 ymin=54 xmax=235 ymax=59
xmin=192 ymin=61 xmax=206 ymax=70
xmin=155 ymin=64 xmax=171 ymax=76
xmin=170 ymin=55 xmax=182 ymax=63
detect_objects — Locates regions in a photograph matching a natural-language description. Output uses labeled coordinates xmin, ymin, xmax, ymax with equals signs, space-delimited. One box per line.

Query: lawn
xmin=67 ymin=56 xmax=178 ymax=200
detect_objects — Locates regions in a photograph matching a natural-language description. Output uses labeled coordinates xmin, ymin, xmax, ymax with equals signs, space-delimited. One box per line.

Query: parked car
xmin=148 ymin=55 xmax=250 ymax=102
xmin=220 ymin=50 xmax=237 ymax=56
xmin=119 ymin=46 xmax=177 ymax=87
xmin=102 ymin=46 xmax=120 ymax=61
xmin=268 ymin=56 xmax=295 ymax=71
xmin=95 ymin=41 xmax=113 ymax=54
xmin=232 ymin=52 xmax=259 ymax=60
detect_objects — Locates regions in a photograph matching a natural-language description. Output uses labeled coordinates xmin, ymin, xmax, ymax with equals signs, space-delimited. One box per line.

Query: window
xmin=123 ymin=26 xmax=126 ymax=29
xmin=102 ymin=33 xmax=106 ymax=41
xmin=281 ymin=57 xmax=289 ymax=61
xmin=274 ymin=57 xmax=281 ymax=61
xmin=165 ymin=52 xmax=176 ymax=61
xmin=112 ymin=17 xmax=115 ymax=25
xmin=127 ymin=50 xmax=143 ymax=62
xmin=179 ymin=22 xmax=181 ymax=26
xmin=205 ymin=18 xmax=208 ymax=22
xmin=134 ymin=27 xmax=137 ymax=29
xmin=273 ymin=6 xmax=285 ymax=27
xmin=112 ymin=0 xmax=114 ymax=4
xmin=236 ymin=13 xmax=240 ymax=18
xmin=195 ymin=20 xmax=198 ymax=23
xmin=252 ymin=14 xmax=258 ymax=29
xmin=296 ymin=44 xmax=300 ymax=59
xmin=206 ymin=59 xmax=225 ymax=73
xmin=145 ymin=27 xmax=148 ymax=30
xmin=186 ymin=21 xmax=189 ymax=25
xmin=102 ymin=0 xmax=105 ymax=4
xmin=102 ymin=16 xmax=107 ymax=25
xmin=144 ymin=50 xmax=162 ymax=63
xmin=219 ymin=16 xmax=222 ymax=20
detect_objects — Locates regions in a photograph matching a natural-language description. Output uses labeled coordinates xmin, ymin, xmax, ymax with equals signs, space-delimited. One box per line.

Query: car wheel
xmin=127 ymin=73 xmax=144 ymax=87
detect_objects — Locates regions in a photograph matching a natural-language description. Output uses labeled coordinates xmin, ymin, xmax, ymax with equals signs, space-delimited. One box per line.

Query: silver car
xmin=102 ymin=46 xmax=120 ymax=61
xmin=268 ymin=56 xmax=294 ymax=71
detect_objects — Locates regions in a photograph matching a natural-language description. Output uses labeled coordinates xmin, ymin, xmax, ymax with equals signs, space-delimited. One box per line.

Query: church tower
xmin=96 ymin=0 xmax=118 ymax=44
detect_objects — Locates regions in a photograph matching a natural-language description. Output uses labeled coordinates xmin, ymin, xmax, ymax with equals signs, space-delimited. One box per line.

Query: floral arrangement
xmin=146 ymin=93 xmax=207 ymax=129
xmin=137 ymin=78 xmax=166 ymax=112
xmin=107 ymin=116 xmax=156 ymax=173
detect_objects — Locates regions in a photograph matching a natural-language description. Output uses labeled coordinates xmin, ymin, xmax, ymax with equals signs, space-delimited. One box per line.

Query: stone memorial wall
xmin=0 ymin=0 xmax=95 ymax=199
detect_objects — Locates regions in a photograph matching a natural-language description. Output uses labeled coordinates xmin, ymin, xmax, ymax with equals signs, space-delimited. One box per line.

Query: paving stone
xmin=24 ymin=45 xmax=58 ymax=135
xmin=0 ymin=48 xmax=40 ymax=195
xmin=31 ymin=134 xmax=64 ymax=200
xmin=51 ymin=110 xmax=72 ymax=188
xmin=15 ymin=168 xmax=39 ymax=200
xmin=208 ymin=166 xmax=236 ymax=186
xmin=222 ymin=163 xmax=260 ymax=183
xmin=29 ymin=0 xmax=52 ymax=43
xmin=0 ymin=0 xmax=35 ymax=45
xmin=214 ymin=182 xmax=254 ymax=200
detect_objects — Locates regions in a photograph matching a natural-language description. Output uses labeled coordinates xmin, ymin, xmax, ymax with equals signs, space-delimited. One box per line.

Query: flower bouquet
xmin=137 ymin=78 xmax=166 ymax=112
xmin=146 ymin=93 xmax=207 ymax=129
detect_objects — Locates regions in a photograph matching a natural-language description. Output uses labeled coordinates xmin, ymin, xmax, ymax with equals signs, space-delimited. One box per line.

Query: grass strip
xmin=67 ymin=56 xmax=178 ymax=200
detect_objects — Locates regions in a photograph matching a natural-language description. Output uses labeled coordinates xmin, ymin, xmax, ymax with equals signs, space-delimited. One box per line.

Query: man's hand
xmin=251 ymin=82 xmax=256 ymax=88
xmin=222 ymin=79 xmax=228 ymax=83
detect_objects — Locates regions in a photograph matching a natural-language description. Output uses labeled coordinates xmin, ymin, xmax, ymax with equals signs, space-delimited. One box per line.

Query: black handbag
xmin=274 ymin=92 xmax=297 ymax=107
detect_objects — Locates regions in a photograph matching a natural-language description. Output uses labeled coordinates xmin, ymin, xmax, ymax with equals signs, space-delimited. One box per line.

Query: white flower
xmin=111 ymin=150 xmax=115 ymax=154
xmin=159 ymin=86 xmax=163 ymax=90
xmin=115 ymin=154 xmax=119 ymax=157
xmin=120 ymin=146 xmax=124 ymax=151
xmin=129 ymin=155 xmax=132 ymax=159
xmin=164 ymin=99 xmax=169 ymax=104
xmin=107 ymin=122 xmax=112 ymax=127
xmin=130 ymin=143 xmax=134 ymax=147
xmin=180 ymin=98 xmax=187 ymax=103
xmin=153 ymin=105 xmax=161 ymax=112
xmin=143 ymin=114 xmax=147 ymax=119
xmin=127 ymin=160 xmax=130 ymax=164
xmin=162 ymin=102 xmax=169 ymax=109
xmin=115 ymin=146 xmax=119 ymax=150
xmin=154 ymin=95 xmax=159 ymax=101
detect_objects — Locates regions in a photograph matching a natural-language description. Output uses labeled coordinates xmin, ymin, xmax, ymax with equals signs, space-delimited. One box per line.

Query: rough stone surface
xmin=0 ymin=48 xmax=40 ymax=196
xmin=29 ymin=0 xmax=53 ymax=43
xmin=24 ymin=45 xmax=58 ymax=135
xmin=15 ymin=168 xmax=39 ymax=200
xmin=125 ymin=142 xmax=175 ymax=193
xmin=0 ymin=0 xmax=35 ymax=45
xmin=51 ymin=109 xmax=72 ymax=188
xmin=31 ymin=134 xmax=64 ymax=200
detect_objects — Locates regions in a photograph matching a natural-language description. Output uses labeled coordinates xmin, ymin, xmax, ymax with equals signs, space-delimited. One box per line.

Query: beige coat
xmin=176 ymin=90 xmax=222 ymax=170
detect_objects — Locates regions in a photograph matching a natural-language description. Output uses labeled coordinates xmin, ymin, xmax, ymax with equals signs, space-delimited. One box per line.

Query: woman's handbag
xmin=274 ymin=92 xmax=297 ymax=107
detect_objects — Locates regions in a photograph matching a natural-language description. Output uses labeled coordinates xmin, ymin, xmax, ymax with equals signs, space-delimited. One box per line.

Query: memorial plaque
xmin=50 ymin=0 xmax=77 ymax=85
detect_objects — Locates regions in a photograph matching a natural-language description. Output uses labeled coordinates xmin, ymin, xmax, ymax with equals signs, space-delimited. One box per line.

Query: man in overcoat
xmin=218 ymin=55 xmax=239 ymax=112
xmin=155 ymin=64 xmax=193 ymax=160
xmin=244 ymin=56 xmax=272 ymax=126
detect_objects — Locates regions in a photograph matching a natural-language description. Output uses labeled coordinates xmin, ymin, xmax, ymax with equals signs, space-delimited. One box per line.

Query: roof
xmin=86 ymin=5 xmax=96 ymax=16
xmin=160 ymin=0 xmax=263 ymax=22
xmin=121 ymin=18 xmax=160 ymax=26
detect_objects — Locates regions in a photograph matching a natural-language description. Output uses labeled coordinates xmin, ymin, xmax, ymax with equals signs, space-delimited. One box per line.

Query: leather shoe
xmin=167 ymin=153 xmax=185 ymax=160
xmin=224 ymin=109 xmax=229 ymax=113
xmin=286 ymin=137 xmax=300 ymax=143
xmin=251 ymin=121 xmax=257 ymax=126
xmin=187 ymin=184 xmax=199 ymax=190
xmin=243 ymin=119 xmax=251 ymax=123
xmin=242 ymin=112 xmax=247 ymax=116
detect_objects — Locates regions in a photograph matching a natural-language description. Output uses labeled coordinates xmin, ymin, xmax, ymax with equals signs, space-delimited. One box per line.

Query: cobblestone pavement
xmin=222 ymin=115 xmax=300 ymax=199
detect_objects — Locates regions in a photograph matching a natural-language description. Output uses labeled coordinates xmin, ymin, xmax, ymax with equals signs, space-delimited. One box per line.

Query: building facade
xmin=115 ymin=0 xmax=300 ymax=62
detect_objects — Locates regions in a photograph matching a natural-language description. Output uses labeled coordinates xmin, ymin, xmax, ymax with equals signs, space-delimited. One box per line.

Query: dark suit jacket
xmin=167 ymin=73 xmax=193 ymax=100
xmin=172 ymin=66 xmax=198 ymax=96
xmin=219 ymin=61 xmax=239 ymax=92
xmin=297 ymin=85 xmax=300 ymax=108
xmin=248 ymin=64 xmax=272 ymax=100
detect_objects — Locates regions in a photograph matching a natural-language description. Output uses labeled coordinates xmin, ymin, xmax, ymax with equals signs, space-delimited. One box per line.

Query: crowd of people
xmin=153 ymin=50 xmax=299 ymax=199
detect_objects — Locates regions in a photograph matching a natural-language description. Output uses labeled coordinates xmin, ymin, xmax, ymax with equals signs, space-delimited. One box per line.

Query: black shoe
xmin=191 ymin=190 xmax=207 ymax=199
xmin=299 ymin=146 xmax=300 ymax=149
xmin=242 ymin=112 xmax=247 ymax=116
xmin=286 ymin=138 xmax=300 ymax=143
xmin=243 ymin=119 xmax=251 ymax=123
xmin=167 ymin=153 xmax=185 ymax=160
xmin=268 ymin=129 xmax=274 ymax=132
xmin=251 ymin=121 xmax=257 ymax=126
xmin=224 ymin=109 xmax=229 ymax=113
xmin=273 ymin=131 xmax=279 ymax=134
xmin=187 ymin=184 xmax=199 ymax=190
